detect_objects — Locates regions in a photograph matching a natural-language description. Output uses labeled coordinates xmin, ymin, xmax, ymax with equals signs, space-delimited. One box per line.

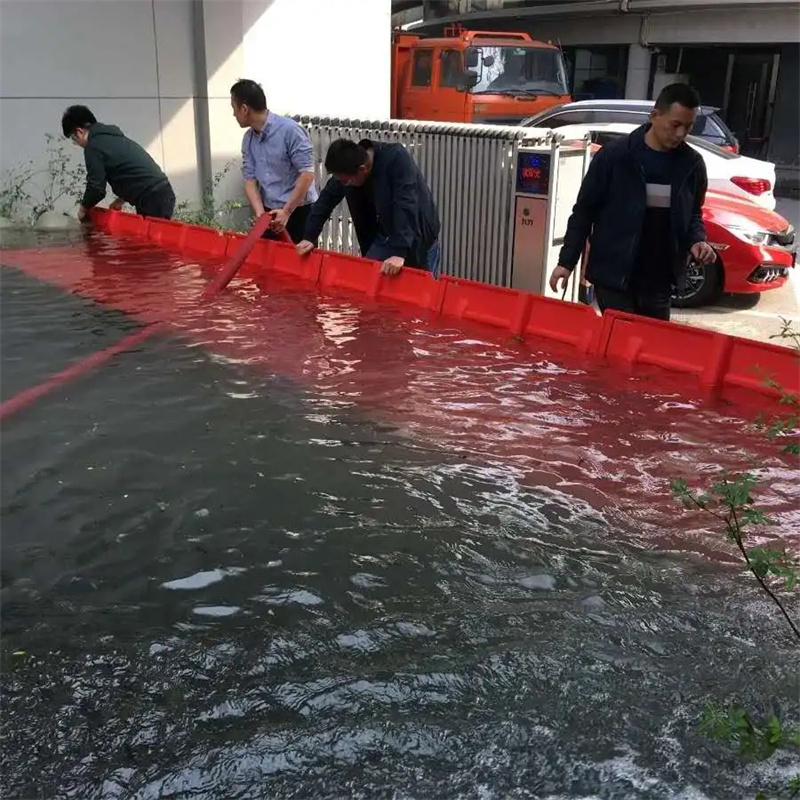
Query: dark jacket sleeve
xmin=557 ymin=148 xmax=611 ymax=270
xmin=688 ymin=159 xmax=708 ymax=245
xmin=385 ymin=147 xmax=419 ymax=259
xmin=81 ymin=146 xmax=107 ymax=208
xmin=303 ymin=177 xmax=346 ymax=245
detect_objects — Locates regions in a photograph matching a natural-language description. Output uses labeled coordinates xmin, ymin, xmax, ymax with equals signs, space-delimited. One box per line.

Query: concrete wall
xmin=0 ymin=0 xmax=200 ymax=209
xmin=0 ymin=0 xmax=392 ymax=218
xmin=243 ymin=0 xmax=392 ymax=119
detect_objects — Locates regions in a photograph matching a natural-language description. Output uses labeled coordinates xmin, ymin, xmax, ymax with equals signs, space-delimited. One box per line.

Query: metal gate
xmin=293 ymin=117 xmax=560 ymax=286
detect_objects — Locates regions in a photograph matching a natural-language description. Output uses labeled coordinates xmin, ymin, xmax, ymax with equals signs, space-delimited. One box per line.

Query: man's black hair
xmin=61 ymin=105 xmax=97 ymax=137
xmin=230 ymin=79 xmax=267 ymax=112
xmin=654 ymin=83 xmax=701 ymax=112
xmin=324 ymin=139 xmax=369 ymax=176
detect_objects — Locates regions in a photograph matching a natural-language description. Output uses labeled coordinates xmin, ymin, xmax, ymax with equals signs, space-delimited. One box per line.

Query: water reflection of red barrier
xmin=2 ymin=220 xmax=797 ymax=550
xmin=83 ymin=207 xmax=798 ymax=410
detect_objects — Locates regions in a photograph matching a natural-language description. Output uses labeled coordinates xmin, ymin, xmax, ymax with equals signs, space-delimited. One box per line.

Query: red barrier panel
xmin=148 ymin=218 xmax=188 ymax=250
xmin=375 ymin=268 xmax=441 ymax=312
xmin=218 ymin=236 xmax=271 ymax=281
xmin=182 ymin=224 xmax=228 ymax=257
xmin=440 ymin=277 xmax=531 ymax=334
xmin=225 ymin=233 xmax=246 ymax=254
xmin=115 ymin=212 xmax=149 ymax=238
xmin=223 ymin=234 xmax=269 ymax=268
xmin=319 ymin=252 xmax=383 ymax=297
xmin=266 ymin=242 xmax=324 ymax=283
xmin=103 ymin=209 xmax=124 ymax=233
xmin=245 ymin=239 xmax=272 ymax=271
xmin=721 ymin=334 xmax=800 ymax=402
xmin=600 ymin=311 xmax=719 ymax=376
xmin=524 ymin=295 xmax=602 ymax=353
xmin=89 ymin=207 xmax=112 ymax=230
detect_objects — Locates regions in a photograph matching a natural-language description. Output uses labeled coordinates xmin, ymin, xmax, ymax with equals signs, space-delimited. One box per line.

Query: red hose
xmin=0 ymin=323 xmax=164 ymax=422
xmin=201 ymin=211 xmax=291 ymax=301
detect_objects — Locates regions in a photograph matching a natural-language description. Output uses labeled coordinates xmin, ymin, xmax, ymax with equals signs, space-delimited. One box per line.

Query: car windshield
xmin=469 ymin=45 xmax=569 ymax=97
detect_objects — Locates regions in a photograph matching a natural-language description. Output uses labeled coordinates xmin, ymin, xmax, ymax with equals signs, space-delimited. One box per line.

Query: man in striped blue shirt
xmin=231 ymin=79 xmax=318 ymax=243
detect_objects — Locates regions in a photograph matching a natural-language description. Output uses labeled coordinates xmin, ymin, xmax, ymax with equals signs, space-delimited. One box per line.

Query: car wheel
xmin=672 ymin=258 xmax=723 ymax=308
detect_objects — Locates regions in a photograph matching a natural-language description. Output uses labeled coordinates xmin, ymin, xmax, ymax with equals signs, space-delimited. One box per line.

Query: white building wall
xmin=242 ymin=0 xmax=392 ymax=119
xmin=0 ymin=0 xmax=200 ymax=208
xmin=0 ymin=0 xmax=391 ymax=218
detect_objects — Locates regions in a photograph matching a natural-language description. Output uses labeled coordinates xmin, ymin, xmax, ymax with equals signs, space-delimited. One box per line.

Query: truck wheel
xmin=672 ymin=258 xmax=723 ymax=309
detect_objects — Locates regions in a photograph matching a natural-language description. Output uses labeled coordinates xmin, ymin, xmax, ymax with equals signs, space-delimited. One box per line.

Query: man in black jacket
xmin=296 ymin=139 xmax=441 ymax=276
xmin=550 ymin=83 xmax=716 ymax=320
xmin=62 ymin=105 xmax=175 ymax=222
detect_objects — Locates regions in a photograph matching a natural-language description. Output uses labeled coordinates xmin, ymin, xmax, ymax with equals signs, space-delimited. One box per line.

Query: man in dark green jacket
xmin=61 ymin=105 xmax=175 ymax=221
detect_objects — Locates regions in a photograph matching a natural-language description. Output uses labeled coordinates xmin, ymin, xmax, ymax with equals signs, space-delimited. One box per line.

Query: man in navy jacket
xmin=296 ymin=139 xmax=441 ymax=276
xmin=550 ymin=83 xmax=716 ymax=320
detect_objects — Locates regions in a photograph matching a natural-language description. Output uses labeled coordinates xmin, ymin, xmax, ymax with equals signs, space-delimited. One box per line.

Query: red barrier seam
xmin=0 ymin=323 xmax=163 ymax=422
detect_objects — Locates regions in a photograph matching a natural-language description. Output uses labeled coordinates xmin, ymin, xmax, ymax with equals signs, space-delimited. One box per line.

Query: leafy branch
xmin=671 ymin=322 xmax=799 ymax=798
xmin=699 ymin=703 xmax=800 ymax=763
xmin=0 ymin=133 xmax=85 ymax=224
xmin=671 ymin=475 xmax=799 ymax=640
xmin=173 ymin=159 xmax=247 ymax=232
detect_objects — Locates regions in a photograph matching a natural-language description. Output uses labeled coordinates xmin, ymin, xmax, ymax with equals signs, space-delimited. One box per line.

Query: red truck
xmin=392 ymin=26 xmax=571 ymax=125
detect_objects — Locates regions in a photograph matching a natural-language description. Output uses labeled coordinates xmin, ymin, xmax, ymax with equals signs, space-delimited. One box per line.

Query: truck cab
xmin=392 ymin=28 xmax=571 ymax=125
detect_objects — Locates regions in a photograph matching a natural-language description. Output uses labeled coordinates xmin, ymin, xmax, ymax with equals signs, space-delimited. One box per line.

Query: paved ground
xmin=672 ymin=196 xmax=799 ymax=344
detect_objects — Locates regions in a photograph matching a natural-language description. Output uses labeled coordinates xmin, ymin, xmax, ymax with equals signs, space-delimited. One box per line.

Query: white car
xmin=542 ymin=122 xmax=777 ymax=210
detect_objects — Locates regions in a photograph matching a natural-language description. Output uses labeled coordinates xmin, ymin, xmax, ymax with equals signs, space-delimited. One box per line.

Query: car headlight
xmin=725 ymin=225 xmax=770 ymax=245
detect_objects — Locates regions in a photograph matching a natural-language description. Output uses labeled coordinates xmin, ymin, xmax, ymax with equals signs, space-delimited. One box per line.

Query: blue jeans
xmin=365 ymin=237 xmax=441 ymax=278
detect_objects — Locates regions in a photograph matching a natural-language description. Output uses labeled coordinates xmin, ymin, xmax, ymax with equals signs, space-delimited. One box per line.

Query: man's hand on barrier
xmin=690 ymin=241 xmax=717 ymax=265
xmin=109 ymin=198 xmax=124 ymax=211
xmin=77 ymin=206 xmax=89 ymax=223
xmin=549 ymin=265 xmax=572 ymax=293
xmin=381 ymin=256 xmax=405 ymax=276
xmin=296 ymin=240 xmax=315 ymax=256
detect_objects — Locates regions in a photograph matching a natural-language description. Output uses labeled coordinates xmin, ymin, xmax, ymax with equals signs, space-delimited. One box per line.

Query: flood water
xmin=1 ymin=232 xmax=798 ymax=799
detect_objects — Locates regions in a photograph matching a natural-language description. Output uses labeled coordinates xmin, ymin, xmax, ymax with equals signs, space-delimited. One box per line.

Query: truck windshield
xmin=469 ymin=45 xmax=569 ymax=97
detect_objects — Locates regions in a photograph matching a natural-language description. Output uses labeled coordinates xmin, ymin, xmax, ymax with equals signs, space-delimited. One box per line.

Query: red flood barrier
xmin=723 ymin=335 xmax=800 ymax=401
xmin=319 ymin=252 xmax=383 ymax=297
xmin=376 ymin=265 xmax=442 ymax=311
xmin=82 ymin=208 xmax=799 ymax=412
xmin=262 ymin=242 xmax=323 ymax=283
xmin=183 ymin=225 xmax=229 ymax=257
xmin=525 ymin=296 xmax=602 ymax=353
xmin=440 ymin=277 xmax=532 ymax=334
xmin=148 ymin=218 xmax=188 ymax=250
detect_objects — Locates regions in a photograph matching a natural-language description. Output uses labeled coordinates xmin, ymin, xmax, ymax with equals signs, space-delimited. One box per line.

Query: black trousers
xmin=262 ymin=204 xmax=311 ymax=245
xmin=135 ymin=181 xmax=175 ymax=220
xmin=594 ymin=284 xmax=672 ymax=321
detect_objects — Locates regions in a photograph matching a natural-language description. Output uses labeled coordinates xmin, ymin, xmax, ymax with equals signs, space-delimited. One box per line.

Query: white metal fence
xmin=293 ymin=117 xmax=560 ymax=287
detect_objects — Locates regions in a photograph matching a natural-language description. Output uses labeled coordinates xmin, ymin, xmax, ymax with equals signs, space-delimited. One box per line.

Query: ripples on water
xmin=1 ymin=232 xmax=798 ymax=799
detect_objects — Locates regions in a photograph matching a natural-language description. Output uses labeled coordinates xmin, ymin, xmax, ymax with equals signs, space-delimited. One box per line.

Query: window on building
xmin=439 ymin=49 xmax=463 ymax=88
xmin=411 ymin=50 xmax=433 ymax=87
xmin=562 ymin=46 xmax=627 ymax=100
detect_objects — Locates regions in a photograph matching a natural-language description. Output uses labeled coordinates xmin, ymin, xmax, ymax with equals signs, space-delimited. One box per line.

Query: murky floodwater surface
xmin=1 ymin=232 xmax=798 ymax=799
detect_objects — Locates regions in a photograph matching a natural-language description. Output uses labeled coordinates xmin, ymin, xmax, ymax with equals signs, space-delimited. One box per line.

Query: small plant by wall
xmin=172 ymin=159 xmax=249 ymax=233
xmin=0 ymin=134 xmax=85 ymax=225
xmin=0 ymin=139 xmax=249 ymax=232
